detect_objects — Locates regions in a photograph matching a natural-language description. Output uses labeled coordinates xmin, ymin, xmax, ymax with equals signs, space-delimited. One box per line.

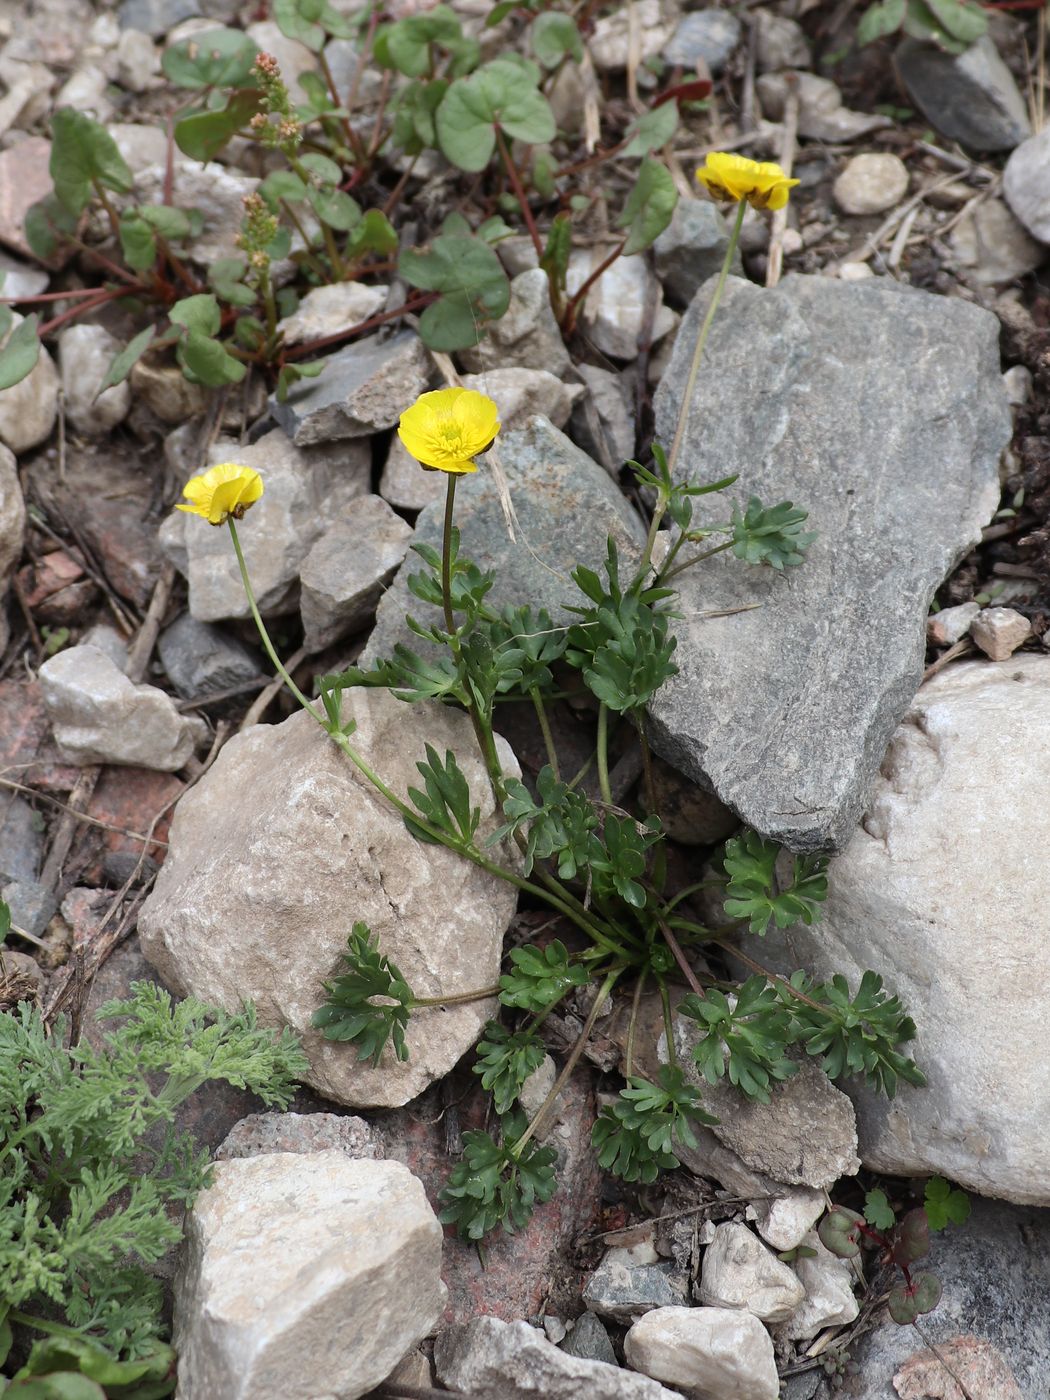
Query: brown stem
xmin=713 ymin=939 xmax=828 ymax=1013
xmin=282 ymin=294 xmax=435 ymax=360
xmin=38 ymin=289 xmax=132 ymax=336
xmin=657 ymin=917 xmax=703 ymax=996
xmin=495 ymin=126 xmax=542 ymax=256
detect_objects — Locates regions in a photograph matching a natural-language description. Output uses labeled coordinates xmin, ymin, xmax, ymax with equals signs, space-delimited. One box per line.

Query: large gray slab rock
xmin=367 ymin=415 xmax=645 ymax=663
xmin=746 ymin=657 xmax=1050 ymax=1204
xmin=840 ymin=1198 xmax=1049 ymax=1400
xmin=159 ymin=428 xmax=370 ymax=621
xmin=624 ymin=1306 xmax=779 ymax=1400
xmin=649 ymin=273 xmax=1008 ymax=852
xmin=270 ymin=330 xmax=433 ymax=445
xmin=1003 ymin=125 xmax=1050 ymax=244
xmin=299 ymin=495 xmax=413 ymax=648
xmin=40 ymin=644 xmax=206 ymax=769
xmin=174 ymin=1153 xmax=445 ymax=1400
xmin=139 ymin=687 xmax=518 ymax=1107
xmin=895 ymin=35 xmax=1031 ymax=152
xmin=435 ymin=1317 xmax=681 ymax=1400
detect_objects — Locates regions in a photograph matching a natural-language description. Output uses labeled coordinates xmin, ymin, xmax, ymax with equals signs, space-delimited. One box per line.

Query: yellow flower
xmin=695 ymin=152 xmax=800 ymax=211
xmin=398 ymin=387 xmax=500 ymax=475
xmin=176 ymin=463 xmax=264 ymax=526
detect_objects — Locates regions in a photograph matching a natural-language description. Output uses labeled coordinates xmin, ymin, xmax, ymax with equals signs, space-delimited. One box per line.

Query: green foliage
xmin=4 ymin=1335 xmax=175 ymax=1399
xmin=498 ymin=940 xmax=588 ymax=1013
xmin=407 ymin=744 xmax=480 ymax=844
xmin=161 ymin=27 xmax=259 ymax=88
xmin=377 ymin=5 xmax=477 ymax=77
xmin=493 ymin=769 xmax=597 ymax=879
xmin=399 ymin=222 xmax=511 ymax=350
xmin=473 ymin=1022 xmax=546 ymax=1114
xmin=731 ymin=497 xmax=816 ymax=570
xmin=857 ymin=0 xmax=986 ymax=52
xmin=618 ymin=156 xmax=678 ymax=257
xmin=864 ymin=1187 xmax=896 ymax=1231
xmin=924 ymin=1175 xmax=970 ymax=1231
xmin=169 ymin=294 xmax=246 ymax=387
xmin=531 ymin=12 xmax=583 ymax=67
xmin=818 ymin=1205 xmax=865 ymax=1259
xmin=722 ymin=829 xmax=829 ymax=935
xmin=0 ymin=312 xmax=41 ymax=391
xmin=591 ymin=1066 xmax=716 ymax=1183
xmin=623 ymin=103 xmax=679 ymax=158
xmin=436 ymin=58 xmax=555 ymax=172
xmin=274 ymin=0 xmax=353 ymax=51
xmin=0 ymin=985 xmax=305 ymax=1360
xmin=311 ymin=923 xmax=414 ymax=1064
xmin=438 ymin=1112 xmax=558 ymax=1238
xmin=680 ymin=976 xmax=799 ymax=1102
xmin=49 ymin=109 xmax=133 ymax=217
xmin=888 ymin=1270 xmax=942 ymax=1325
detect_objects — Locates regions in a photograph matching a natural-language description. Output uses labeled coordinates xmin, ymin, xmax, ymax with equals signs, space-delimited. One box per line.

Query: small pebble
xmin=927 ymin=601 xmax=981 ymax=648
xmin=1003 ymin=365 xmax=1033 ymax=407
xmin=833 ymin=154 xmax=909 ymax=217
xmin=971 ymin=606 xmax=1032 ymax=661
xmin=838 ymin=261 xmax=874 ymax=281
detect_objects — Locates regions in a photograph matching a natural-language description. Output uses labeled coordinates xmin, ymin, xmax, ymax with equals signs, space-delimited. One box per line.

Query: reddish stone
xmin=893 ymin=1335 xmax=1023 ymax=1399
xmin=61 ymin=886 xmax=112 ymax=950
xmin=0 ymin=677 xmax=78 ymax=791
xmin=20 ymin=550 xmax=85 ymax=607
xmin=74 ymin=766 xmax=182 ymax=882
xmin=0 ymin=138 xmax=59 ymax=264
xmin=376 ymin=1070 xmax=602 ymax=1324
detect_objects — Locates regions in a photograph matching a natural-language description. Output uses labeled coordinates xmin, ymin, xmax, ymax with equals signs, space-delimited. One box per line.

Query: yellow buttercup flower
xmin=176 ymin=463 xmax=264 ymax=526
xmin=398 ymin=387 xmax=500 ymax=475
xmin=696 ymin=152 xmax=800 ymax=211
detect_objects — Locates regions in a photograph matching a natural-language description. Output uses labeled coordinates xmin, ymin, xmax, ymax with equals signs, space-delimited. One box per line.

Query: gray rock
xmin=624 ymin=1306 xmax=779 ymax=1400
xmin=138 ymin=688 xmax=519 ymax=1108
xmin=108 ymin=122 xmax=168 ymax=175
xmin=134 ymin=160 xmax=258 ymax=266
xmin=1004 ymin=125 xmax=1050 ymax=244
xmin=58 ymin=325 xmax=131 ymax=436
xmin=270 ymin=330 xmax=433 ymax=446
xmin=560 ymin=1313 xmax=619 ymax=1368
xmin=779 ymin=1232 xmax=859 ymax=1341
xmin=569 ymin=363 xmax=636 ymax=476
xmin=970 ymin=605 xmax=1032 ymax=660
xmin=367 ymin=416 xmax=645 ymax=662
xmin=276 ymin=282 xmax=388 ymax=346
xmin=436 ymin=1317 xmax=680 ymax=1400
xmin=590 ymin=0 xmax=672 ymax=72
xmin=757 ymin=72 xmax=890 ymax=142
xmin=751 ymin=657 xmax=1050 ymax=1203
xmin=460 ymin=268 xmax=572 ymax=378
xmin=131 ymin=355 xmax=208 ymax=424
xmin=699 ymin=1222 xmax=806 ymax=1322
xmin=833 ymin=154 xmax=909 ymax=216
xmin=649 ymin=755 xmax=738 ymax=845
xmin=174 ymin=1153 xmax=445 ymax=1400
xmin=55 ymin=66 xmax=113 ymax=123
xmin=840 ymin=1198 xmax=1050 ymax=1400
xmin=116 ymin=28 xmax=160 ymax=91
xmin=0 ymin=443 xmax=25 ymax=587
xmin=381 ymin=367 xmax=582 ymax=510
xmin=157 ymin=615 xmax=262 ymax=699
xmin=649 ymin=273 xmax=1008 ymax=851
xmin=895 ymin=35 xmax=1031 ymax=153
xmin=0 ymin=795 xmax=43 ymax=883
xmin=40 ymin=644 xmax=207 ymax=770
xmin=299 ymin=495 xmax=413 ymax=649
xmin=566 ymin=250 xmax=677 ymax=361
xmin=215 ymin=1111 xmax=383 ymax=1161
xmin=2 ymin=878 xmax=55 ymax=938
xmin=323 ymin=38 xmax=384 ymax=105
xmin=583 ymin=1253 xmax=689 ymax=1322
xmin=0 ymin=314 xmax=57 ymax=455
xmin=950 ymin=197 xmax=1046 ymax=283
xmin=926 ymin=600 xmax=980 ymax=647
xmin=662 ymin=10 xmax=741 ymax=73
xmin=756 ymin=12 xmax=812 ymax=70
xmin=118 ymin=0 xmax=200 ymax=36
xmin=0 ymin=251 xmax=48 ymax=300
xmin=654 ymin=198 xmax=740 ymax=310
xmin=159 ymin=428 xmax=370 ymax=621
xmin=82 ymin=623 xmax=129 ymax=671
xmin=1003 ymin=365 xmax=1033 ymax=407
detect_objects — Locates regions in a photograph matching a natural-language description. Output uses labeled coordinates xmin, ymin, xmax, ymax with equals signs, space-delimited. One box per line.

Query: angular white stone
xmin=926 ymin=600 xmax=980 ymax=647
xmin=40 ymin=645 xmax=206 ymax=770
xmin=780 ymin=1233 xmax=859 ymax=1340
xmin=175 ymin=1153 xmax=445 ymax=1400
xmin=700 ymin=1222 xmax=806 ymax=1323
xmin=299 ymin=495 xmax=413 ymax=649
xmin=58 ymin=325 xmax=131 ymax=436
xmin=566 ymin=250 xmax=677 ymax=362
xmin=970 ymin=606 xmax=1032 ymax=661
xmin=833 ymin=154 xmax=908 ymax=216
xmin=590 ymin=0 xmax=671 ymax=71
xmin=277 ymin=282 xmax=389 ymax=345
xmin=624 ymin=1306 xmax=779 ymax=1400
xmin=139 ymin=688 xmax=519 ymax=1107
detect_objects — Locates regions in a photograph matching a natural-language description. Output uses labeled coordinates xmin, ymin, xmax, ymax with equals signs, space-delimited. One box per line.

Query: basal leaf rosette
xmin=696 ymin=152 xmax=800 ymax=211
xmin=398 ymin=387 xmax=500 ymax=475
xmin=176 ymin=462 xmax=264 ymax=525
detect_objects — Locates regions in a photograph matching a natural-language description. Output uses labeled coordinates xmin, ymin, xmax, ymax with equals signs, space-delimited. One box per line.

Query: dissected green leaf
xmin=864 ymin=1188 xmax=896 ymax=1231
xmin=473 ymin=1022 xmax=546 ymax=1114
xmin=498 ymin=940 xmax=588 ymax=1013
xmin=50 ymin=109 xmax=134 ymax=217
xmin=439 ymin=1112 xmax=557 ymax=1239
xmin=311 ymin=923 xmax=414 ymax=1063
xmin=722 ymin=829 xmax=828 ymax=935
xmin=923 ymin=1175 xmax=970 ymax=1230
xmin=161 ymin=27 xmax=259 ymax=89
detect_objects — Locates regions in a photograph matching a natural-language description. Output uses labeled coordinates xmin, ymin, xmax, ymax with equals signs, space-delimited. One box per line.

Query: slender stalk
xmin=714 ymin=939 xmax=829 ymax=1013
xmin=596 ymin=703 xmax=613 ymax=805
xmin=625 ymin=969 xmax=647 ymax=1079
xmin=441 ymin=473 xmax=459 ymax=639
xmin=8 ymin=1310 xmax=90 ymax=1341
xmin=92 ymin=179 xmax=122 ymax=242
xmin=279 ymin=197 xmax=329 ymax=280
xmin=661 ymin=878 xmax=725 ymax=916
xmin=562 ymin=239 xmax=625 ymax=335
xmin=530 ymin=687 xmax=561 ymax=780
xmin=228 ymin=520 xmax=318 ymax=716
xmin=664 ymin=199 xmax=746 ymax=481
xmin=513 ymin=969 xmax=619 ymax=1152
xmin=495 ymin=127 xmax=542 ymax=257
xmin=633 ymin=711 xmax=656 ymax=814
xmin=659 ymin=538 xmax=734 ymax=586
xmin=412 ymin=985 xmax=499 ymax=1007
xmin=656 ymin=916 xmax=704 ymax=996
xmin=658 ymin=976 xmax=677 ymax=1065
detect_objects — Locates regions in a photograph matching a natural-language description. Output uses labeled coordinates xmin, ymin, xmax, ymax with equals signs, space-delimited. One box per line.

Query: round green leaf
xmin=50 ymin=108 xmax=134 ymax=217
xmin=531 ymin=12 xmax=583 ymax=68
xmin=161 ymin=27 xmax=259 ymax=89
xmin=617 ymin=155 xmax=677 ymax=256
xmin=436 ymin=60 xmax=554 ymax=172
xmin=0 ymin=315 xmax=41 ymax=391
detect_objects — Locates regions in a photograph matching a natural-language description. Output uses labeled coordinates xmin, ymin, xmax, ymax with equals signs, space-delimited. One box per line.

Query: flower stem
xmin=530 ymin=686 xmax=560 ymax=781
xmin=228 ymin=519 xmax=318 ymax=717
xmin=625 ymin=969 xmax=647 ymax=1079
xmin=441 ymin=473 xmax=458 ymax=639
xmin=664 ymin=199 xmax=746 ymax=481
xmin=412 ymin=985 xmax=499 ymax=1007
xmin=657 ymin=916 xmax=704 ymax=996
xmin=659 ymin=538 xmax=734 ymax=586
xmin=596 ymin=703 xmax=613 ymax=806
xmin=513 ymin=969 xmax=619 ymax=1153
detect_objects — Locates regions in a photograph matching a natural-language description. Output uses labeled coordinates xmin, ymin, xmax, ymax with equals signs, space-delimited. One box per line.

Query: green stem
xmin=633 ymin=498 xmax=668 ymax=592
xmin=513 ymin=969 xmax=619 ymax=1153
xmin=530 ymin=686 xmax=560 ymax=780
xmin=659 ymin=538 xmax=734 ymax=586
xmin=661 ymin=878 xmax=725 ymax=916
xmin=228 ymin=519 xmax=318 ymax=717
xmin=664 ymin=199 xmax=746 ymax=481
xmin=625 ymin=969 xmax=647 ymax=1079
xmin=658 ymin=976 xmax=677 ymax=1066
xmin=287 ymin=153 xmax=346 ymax=279
xmin=412 ymin=985 xmax=499 ymax=1007
xmin=441 ymin=473 xmax=458 ymax=639
xmin=596 ymin=703 xmax=613 ymax=806
xmin=8 ymin=1310 xmax=89 ymax=1341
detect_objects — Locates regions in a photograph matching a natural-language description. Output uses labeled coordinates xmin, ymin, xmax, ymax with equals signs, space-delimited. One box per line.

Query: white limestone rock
xmin=624 ymin=1306 xmax=780 ymax=1400
xmin=779 ymin=1232 xmax=859 ymax=1340
xmin=299 ymin=494 xmax=413 ymax=648
xmin=699 ymin=1222 xmax=806 ymax=1323
xmin=0 ymin=313 xmax=58 ymax=455
xmin=58 ymin=325 xmax=131 ymax=436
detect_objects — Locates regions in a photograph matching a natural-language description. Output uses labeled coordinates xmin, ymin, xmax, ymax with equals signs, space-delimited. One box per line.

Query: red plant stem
xmin=495 ymin=127 xmax=542 ymax=256
xmin=282 ymin=293 xmax=435 ymax=360
xmin=38 ymin=289 xmax=131 ymax=336
xmin=556 ymin=138 xmax=627 ymax=180
xmin=656 ymin=918 xmax=703 ymax=996
xmin=0 ymin=288 xmax=126 ymax=304
xmin=164 ymin=113 xmax=176 ymax=206
xmin=561 ymin=239 xmax=625 ymax=335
